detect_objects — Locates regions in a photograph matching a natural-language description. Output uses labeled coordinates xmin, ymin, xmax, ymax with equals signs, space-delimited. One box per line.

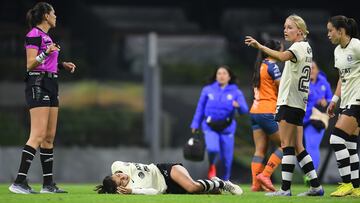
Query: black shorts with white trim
xmin=275 ymin=105 xmax=305 ymax=126
xmin=340 ymin=105 xmax=360 ymax=127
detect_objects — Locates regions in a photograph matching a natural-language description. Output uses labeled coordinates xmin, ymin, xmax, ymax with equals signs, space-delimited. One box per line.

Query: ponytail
xmin=252 ymin=50 xmax=262 ymax=88
xmin=94 ymin=176 xmax=117 ymax=194
xmin=26 ymin=2 xmax=53 ymax=29
xmin=252 ymin=39 xmax=282 ymax=88
xmin=347 ymin=18 xmax=360 ymax=38
xmin=329 ymin=15 xmax=359 ymax=38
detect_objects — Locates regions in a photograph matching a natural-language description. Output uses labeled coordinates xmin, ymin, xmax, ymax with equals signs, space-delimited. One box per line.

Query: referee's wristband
xmin=35 ymin=52 xmax=48 ymax=63
xmin=331 ymin=95 xmax=340 ymax=103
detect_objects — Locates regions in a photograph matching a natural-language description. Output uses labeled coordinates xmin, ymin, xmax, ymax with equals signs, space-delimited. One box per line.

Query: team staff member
xmin=95 ymin=161 xmax=243 ymax=195
xmin=303 ymin=62 xmax=332 ymax=172
xmin=245 ymin=14 xmax=324 ymax=196
xmin=9 ymin=2 xmax=76 ymax=194
xmin=250 ymin=39 xmax=283 ymax=192
xmin=190 ymin=65 xmax=248 ymax=181
xmin=327 ymin=15 xmax=360 ymax=197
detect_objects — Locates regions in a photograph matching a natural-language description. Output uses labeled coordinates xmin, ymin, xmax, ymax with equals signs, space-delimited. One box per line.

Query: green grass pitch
xmin=0 ymin=184 xmax=359 ymax=203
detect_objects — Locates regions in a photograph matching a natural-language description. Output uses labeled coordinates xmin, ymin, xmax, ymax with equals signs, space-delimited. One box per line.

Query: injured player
xmin=95 ymin=161 xmax=243 ymax=195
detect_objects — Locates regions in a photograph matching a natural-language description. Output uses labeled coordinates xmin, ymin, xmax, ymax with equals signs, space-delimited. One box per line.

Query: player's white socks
xmin=297 ymin=150 xmax=320 ymax=188
xmin=346 ymin=135 xmax=360 ymax=188
xmin=196 ymin=179 xmax=224 ymax=192
xmin=330 ymin=128 xmax=351 ymax=183
xmin=281 ymin=146 xmax=296 ymax=191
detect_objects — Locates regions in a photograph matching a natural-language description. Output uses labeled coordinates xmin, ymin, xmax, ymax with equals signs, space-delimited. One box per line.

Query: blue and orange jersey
xmin=250 ymin=59 xmax=281 ymax=114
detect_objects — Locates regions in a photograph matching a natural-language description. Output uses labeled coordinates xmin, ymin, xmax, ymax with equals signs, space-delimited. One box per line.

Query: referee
xmin=9 ymin=2 xmax=76 ymax=194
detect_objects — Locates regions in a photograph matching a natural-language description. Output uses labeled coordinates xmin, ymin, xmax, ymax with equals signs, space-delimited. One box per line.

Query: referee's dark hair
xmin=94 ymin=176 xmax=117 ymax=194
xmin=26 ymin=2 xmax=54 ymax=29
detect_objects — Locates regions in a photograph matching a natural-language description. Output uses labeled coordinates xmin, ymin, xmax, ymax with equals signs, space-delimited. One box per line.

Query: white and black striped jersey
xmin=277 ymin=41 xmax=313 ymax=111
xmin=334 ymin=38 xmax=360 ymax=108
xmin=111 ymin=161 xmax=167 ymax=194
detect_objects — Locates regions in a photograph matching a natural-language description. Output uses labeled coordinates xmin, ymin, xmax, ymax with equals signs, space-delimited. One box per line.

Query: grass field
xmin=0 ymin=184 xmax=359 ymax=203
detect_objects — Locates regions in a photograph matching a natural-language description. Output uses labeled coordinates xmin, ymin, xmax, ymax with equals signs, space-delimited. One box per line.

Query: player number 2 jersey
xmin=111 ymin=161 xmax=167 ymax=194
xmin=277 ymin=41 xmax=312 ymax=111
xmin=334 ymin=38 xmax=360 ymax=108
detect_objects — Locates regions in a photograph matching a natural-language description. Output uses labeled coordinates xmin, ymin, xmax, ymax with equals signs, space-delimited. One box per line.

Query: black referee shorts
xmin=341 ymin=105 xmax=360 ymax=127
xmin=156 ymin=163 xmax=187 ymax=194
xmin=275 ymin=105 xmax=305 ymax=126
xmin=25 ymin=73 xmax=59 ymax=109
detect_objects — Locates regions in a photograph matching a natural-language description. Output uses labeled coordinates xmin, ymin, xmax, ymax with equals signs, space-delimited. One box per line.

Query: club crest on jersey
xmin=321 ymin=85 xmax=326 ymax=91
xmin=307 ymin=47 xmax=312 ymax=54
xmin=208 ymin=93 xmax=214 ymax=100
xmin=347 ymin=55 xmax=353 ymax=62
xmin=227 ymin=94 xmax=233 ymax=100
xmin=138 ymin=172 xmax=145 ymax=179
xmin=303 ymin=97 xmax=308 ymax=104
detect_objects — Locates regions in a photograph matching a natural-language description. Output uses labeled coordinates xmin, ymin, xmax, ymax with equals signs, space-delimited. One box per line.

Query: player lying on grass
xmin=95 ymin=161 xmax=243 ymax=195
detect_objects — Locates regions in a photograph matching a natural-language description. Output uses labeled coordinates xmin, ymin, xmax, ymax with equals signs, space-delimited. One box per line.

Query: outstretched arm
xmin=244 ymin=36 xmax=293 ymax=62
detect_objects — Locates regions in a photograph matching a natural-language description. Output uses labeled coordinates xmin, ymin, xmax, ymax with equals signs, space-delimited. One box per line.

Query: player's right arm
xmin=117 ymin=186 xmax=159 ymax=195
xmin=245 ymin=36 xmax=294 ymax=62
xmin=327 ymin=78 xmax=341 ymax=117
xmin=26 ymin=44 xmax=59 ymax=71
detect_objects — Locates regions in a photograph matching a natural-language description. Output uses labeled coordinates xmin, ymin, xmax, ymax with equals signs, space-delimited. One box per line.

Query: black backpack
xmin=183 ymin=131 xmax=205 ymax=162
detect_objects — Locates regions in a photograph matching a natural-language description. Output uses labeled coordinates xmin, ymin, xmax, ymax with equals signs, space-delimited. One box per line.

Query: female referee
xmin=9 ymin=2 xmax=76 ymax=194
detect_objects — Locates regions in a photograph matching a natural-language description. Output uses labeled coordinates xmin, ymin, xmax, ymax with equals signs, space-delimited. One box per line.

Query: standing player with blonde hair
xmin=245 ymin=14 xmax=324 ymax=196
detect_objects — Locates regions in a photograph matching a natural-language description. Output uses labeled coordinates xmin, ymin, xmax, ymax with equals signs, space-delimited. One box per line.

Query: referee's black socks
xmin=14 ymin=145 xmax=36 ymax=184
xmin=40 ymin=148 xmax=54 ymax=186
